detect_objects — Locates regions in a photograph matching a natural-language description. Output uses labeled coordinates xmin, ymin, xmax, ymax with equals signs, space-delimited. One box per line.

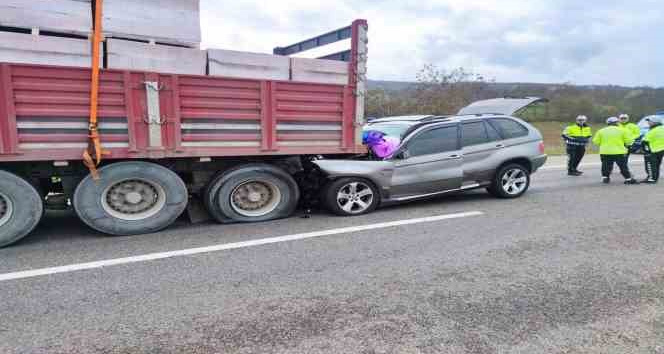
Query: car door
xmin=461 ymin=120 xmax=504 ymax=182
xmin=389 ymin=123 xmax=463 ymax=199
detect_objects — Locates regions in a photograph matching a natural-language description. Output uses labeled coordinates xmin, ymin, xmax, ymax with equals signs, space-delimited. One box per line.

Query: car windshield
xmin=364 ymin=122 xmax=414 ymax=139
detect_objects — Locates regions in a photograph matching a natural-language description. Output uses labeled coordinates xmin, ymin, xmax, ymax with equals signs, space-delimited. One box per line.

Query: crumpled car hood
xmin=312 ymin=159 xmax=395 ymax=190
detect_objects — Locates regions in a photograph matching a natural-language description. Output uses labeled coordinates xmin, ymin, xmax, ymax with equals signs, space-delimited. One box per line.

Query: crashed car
xmin=312 ymin=98 xmax=549 ymax=216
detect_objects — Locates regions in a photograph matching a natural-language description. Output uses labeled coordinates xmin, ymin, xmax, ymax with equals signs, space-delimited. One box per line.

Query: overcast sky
xmin=200 ymin=0 xmax=663 ymax=87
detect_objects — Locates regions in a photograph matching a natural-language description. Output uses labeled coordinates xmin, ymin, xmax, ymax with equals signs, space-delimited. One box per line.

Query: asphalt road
xmin=1 ymin=156 xmax=664 ymax=354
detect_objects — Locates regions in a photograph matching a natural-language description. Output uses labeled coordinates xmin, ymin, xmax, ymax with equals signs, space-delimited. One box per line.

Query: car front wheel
xmin=487 ymin=163 xmax=530 ymax=198
xmin=323 ymin=178 xmax=380 ymax=216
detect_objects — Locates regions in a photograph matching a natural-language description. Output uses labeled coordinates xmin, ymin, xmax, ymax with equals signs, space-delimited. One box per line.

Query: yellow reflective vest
xmin=592 ymin=125 xmax=633 ymax=155
xmin=562 ymin=124 xmax=592 ymax=146
xmin=563 ymin=124 xmax=592 ymax=138
xmin=618 ymin=122 xmax=641 ymax=141
xmin=643 ymin=125 xmax=664 ymax=153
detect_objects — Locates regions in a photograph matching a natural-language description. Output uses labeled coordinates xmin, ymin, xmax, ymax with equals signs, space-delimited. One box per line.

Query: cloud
xmin=200 ymin=0 xmax=664 ymax=87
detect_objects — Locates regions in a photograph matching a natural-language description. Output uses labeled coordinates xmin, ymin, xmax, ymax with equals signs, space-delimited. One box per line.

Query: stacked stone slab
xmin=0 ymin=31 xmax=102 ymax=68
xmin=102 ymin=0 xmax=204 ymax=75
xmin=0 ymin=0 xmax=205 ymax=75
xmin=207 ymin=49 xmax=291 ymax=81
xmin=106 ymin=38 xmax=206 ymax=75
xmin=0 ymin=0 xmax=350 ymax=84
xmin=103 ymin=0 xmax=201 ymax=47
xmin=0 ymin=0 xmax=93 ymax=36
xmin=0 ymin=0 xmax=97 ymax=67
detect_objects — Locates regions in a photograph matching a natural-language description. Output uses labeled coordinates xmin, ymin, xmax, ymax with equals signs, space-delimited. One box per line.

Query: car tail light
xmin=538 ymin=142 xmax=545 ymax=154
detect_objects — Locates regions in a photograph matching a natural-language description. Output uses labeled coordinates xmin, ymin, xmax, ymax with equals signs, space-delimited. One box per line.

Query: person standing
xmin=562 ymin=115 xmax=592 ymax=176
xmin=618 ymin=113 xmax=641 ymax=160
xmin=592 ymin=117 xmax=638 ymax=184
xmin=641 ymin=116 xmax=664 ymax=184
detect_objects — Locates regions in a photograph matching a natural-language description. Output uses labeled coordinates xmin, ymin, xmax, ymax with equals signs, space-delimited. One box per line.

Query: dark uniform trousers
xmin=601 ymin=154 xmax=631 ymax=179
xmin=645 ymin=151 xmax=664 ymax=181
xmin=567 ymin=145 xmax=586 ymax=172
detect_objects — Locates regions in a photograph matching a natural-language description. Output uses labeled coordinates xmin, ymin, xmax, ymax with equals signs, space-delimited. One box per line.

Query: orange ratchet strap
xmin=83 ymin=0 xmax=108 ymax=180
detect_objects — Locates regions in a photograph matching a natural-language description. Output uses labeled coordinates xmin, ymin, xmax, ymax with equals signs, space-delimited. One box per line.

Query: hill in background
xmin=367 ymin=80 xmax=664 ymax=123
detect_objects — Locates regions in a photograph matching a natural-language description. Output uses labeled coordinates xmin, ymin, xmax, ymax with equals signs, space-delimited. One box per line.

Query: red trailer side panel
xmin=0 ymin=62 xmax=365 ymax=163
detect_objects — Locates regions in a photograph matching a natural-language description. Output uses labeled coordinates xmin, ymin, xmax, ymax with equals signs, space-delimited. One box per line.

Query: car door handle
xmin=495 ymin=144 xmax=505 ymax=148
xmin=448 ymin=154 xmax=461 ymax=159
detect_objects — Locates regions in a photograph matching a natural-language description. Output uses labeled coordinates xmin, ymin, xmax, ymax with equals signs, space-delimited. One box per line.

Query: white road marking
xmin=541 ymin=161 xmax=643 ymax=171
xmin=0 ymin=211 xmax=484 ymax=282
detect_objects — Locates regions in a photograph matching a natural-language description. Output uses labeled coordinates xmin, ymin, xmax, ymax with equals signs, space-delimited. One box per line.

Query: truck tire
xmin=323 ymin=177 xmax=379 ymax=216
xmin=73 ymin=162 xmax=188 ymax=236
xmin=487 ymin=163 xmax=531 ymax=199
xmin=205 ymin=164 xmax=299 ymax=223
xmin=0 ymin=170 xmax=43 ymax=248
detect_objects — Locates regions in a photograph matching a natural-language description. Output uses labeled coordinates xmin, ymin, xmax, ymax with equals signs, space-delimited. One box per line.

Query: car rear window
xmin=488 ymin=118 xmax=529 ymax=139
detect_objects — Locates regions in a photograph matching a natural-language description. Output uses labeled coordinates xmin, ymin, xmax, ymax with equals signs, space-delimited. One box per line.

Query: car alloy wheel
xmin=336 ymin=181 xmax=374 ymax=214
xmin=501 ymin=168 xmax=528 ymax=195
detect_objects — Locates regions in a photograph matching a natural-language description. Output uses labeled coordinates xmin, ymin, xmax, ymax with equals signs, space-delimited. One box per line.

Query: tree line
xmin=366 ymin=65 xmax=664 ymax=123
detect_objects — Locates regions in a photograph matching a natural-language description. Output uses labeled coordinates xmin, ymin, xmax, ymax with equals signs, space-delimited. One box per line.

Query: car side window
xmin=488 ymin=118 xmax=529 ymax=139
xmin=407 ymin=126 xmax=459 ymax=157
xmin=485 ymin=121 xmax=502 ymax=141
xmin=462 ymin=121 xmax=489 ymax=147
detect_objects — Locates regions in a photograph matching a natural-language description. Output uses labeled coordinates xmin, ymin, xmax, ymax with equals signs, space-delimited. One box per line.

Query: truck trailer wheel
xmin=205 ymin=164 xmax=299 ymax=223
xmin=0 ymin=170 xmax=43 ymax=248
xmin=73 ymin=162 xmax=188 ymax=236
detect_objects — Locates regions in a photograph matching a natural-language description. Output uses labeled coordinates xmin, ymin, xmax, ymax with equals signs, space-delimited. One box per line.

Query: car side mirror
xmin=395 ymin=149 xmax=410 ymax=159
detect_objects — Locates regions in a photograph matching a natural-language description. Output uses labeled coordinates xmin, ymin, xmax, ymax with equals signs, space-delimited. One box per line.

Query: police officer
xmin=641 ymin=116 xmax=664 ymax=184
xmin=592 ymin=117 xmax=638 ymax=184
xmin=562 ymin=115 xmax=592 ymax=176
xmin=618 ymin=113 xmax=641 ymax=161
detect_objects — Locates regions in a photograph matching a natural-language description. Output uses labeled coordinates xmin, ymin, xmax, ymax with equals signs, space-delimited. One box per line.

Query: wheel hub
xmin=0 ymin=192 xmax=12 ymax=227
xmin=102 ymin=179 xmax=166 ymax=221
xmin=502 ymin=169 xmax=527 ymax=195
xmin=125 ymin=191 xmax=143 ymax=205
xmin=247 ymin=191 xmax=262 ymax=203
xmin=230 ymin=180 xmax=282 ymax=217
xmin=232 ymin=182 xmax=271 ymax=211
xmin=337 ymin=182 xmax=373 ymax=214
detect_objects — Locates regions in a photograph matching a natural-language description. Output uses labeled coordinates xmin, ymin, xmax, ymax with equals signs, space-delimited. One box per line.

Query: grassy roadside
xmin=530 ymin=121 xmax=606 ymax=156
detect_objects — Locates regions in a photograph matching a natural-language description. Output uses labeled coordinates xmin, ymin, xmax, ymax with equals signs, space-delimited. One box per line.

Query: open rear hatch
xmin=458 ymin=97 xmax=548 ymax=116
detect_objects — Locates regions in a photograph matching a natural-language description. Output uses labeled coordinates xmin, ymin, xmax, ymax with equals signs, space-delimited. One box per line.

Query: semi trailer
xmin=0 ymin=20 xmax=369 ymax=247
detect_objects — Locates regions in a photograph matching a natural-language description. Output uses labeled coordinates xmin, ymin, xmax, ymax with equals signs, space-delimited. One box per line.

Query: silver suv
xmin=313 ymin=98 xmax=548 ymax=216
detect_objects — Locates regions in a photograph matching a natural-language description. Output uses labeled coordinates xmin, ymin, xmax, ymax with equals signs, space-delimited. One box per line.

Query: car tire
xmin=73 ymin=161 xmax=188 ymax=236
xmin=488 ymin=163 xmax=531 ymax=199
xmin=323 ymin=177 xmax=380 ymax=216
xmin=205 ymin=164 xmax=299 ymax=224
xmin=0 ymin=170 xmax=44 ymax=248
